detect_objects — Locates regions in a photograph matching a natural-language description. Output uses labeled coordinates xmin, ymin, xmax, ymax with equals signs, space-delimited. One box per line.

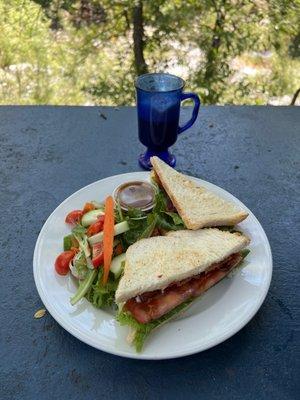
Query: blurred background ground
xmin=0 ymin=0 xmax=299 ymax=106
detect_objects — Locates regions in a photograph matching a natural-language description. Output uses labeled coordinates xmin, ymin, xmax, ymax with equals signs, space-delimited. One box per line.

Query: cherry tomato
xmin=55 ymin=250 xmax=76 ymax=275
xmin=65 ymin=210 xmax=83 ymax=225
xmin=87 ymin=215 xmax=105 ymax=237
xmin=92 ymin=242 xmax=104 ymax=268
xmin=83 ymin=202 xmax=95 ymax=214
xmin=114 ymin=243 xmax=123 ymax=256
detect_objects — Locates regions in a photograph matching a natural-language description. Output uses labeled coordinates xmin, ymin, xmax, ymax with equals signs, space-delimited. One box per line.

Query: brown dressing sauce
xmin=114 ymin=181 xmax=156 ymax=211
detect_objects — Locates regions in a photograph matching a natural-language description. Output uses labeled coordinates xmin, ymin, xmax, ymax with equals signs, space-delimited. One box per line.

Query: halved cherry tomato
xmin=92 ymin=242 xmax=104 ymax=268
xmin=55 ymin=250 xmax=76 ymax=275
xmin=87 ymin=215 xmax=105 ymax=237
xmin=65 ymin=210 xmax=83 ymax=225
xmin=83 ymin=202 xmax=95 ymax=214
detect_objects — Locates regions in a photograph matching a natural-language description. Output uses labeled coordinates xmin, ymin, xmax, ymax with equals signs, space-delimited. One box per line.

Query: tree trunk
xmin=203 ymin=1 xmax=226 ymax=103
xmin=132 ymin=0 xmax=148 ymax=76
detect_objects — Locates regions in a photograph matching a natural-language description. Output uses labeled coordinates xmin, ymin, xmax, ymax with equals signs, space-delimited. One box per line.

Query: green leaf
xmin=63 ymin=235 xmax=73 ymax=251
xmin=156 ymin=214 xmax=184 ymax=231
xmin=126 ymin=207 xmax=147 ymax=219
xmin=139 ymin=214 xmax=158 ymax=239
xmin=63 ymin=234 xmax=78 ymax=251
xmin=153 ymin=189 xmax=168 ymax=214
xmin=72 ymin=224 xmax=87 ymax=235
xmin=85 ymin=269 xmax=119 ymax=308
xmin=115 ymin=199 xmax=124 ymax=223
xmin=163 ymin=211 xmax=184 ymax=225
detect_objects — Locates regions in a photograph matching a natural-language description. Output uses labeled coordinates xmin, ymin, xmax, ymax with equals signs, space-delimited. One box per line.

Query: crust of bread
xmin=115 ymin=228 xmax=250 ymax=303
xmin=150 ymin=156 xmax=248 ymax=230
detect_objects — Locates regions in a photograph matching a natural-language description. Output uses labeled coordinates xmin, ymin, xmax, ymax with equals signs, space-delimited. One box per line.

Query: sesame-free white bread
xmin=150 ymin=156 xmax=248 ymax=230
xmin=115 ymin=228 xmax=250 ymax=303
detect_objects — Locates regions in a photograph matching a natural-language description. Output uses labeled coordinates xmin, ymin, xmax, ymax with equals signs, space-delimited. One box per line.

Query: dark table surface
xmin=0 ymin=106 xmax=299 ymax=400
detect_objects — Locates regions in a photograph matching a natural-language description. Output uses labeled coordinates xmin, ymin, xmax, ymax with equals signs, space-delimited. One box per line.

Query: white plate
xmin=33 ymin=172 xmax=272 ymax=360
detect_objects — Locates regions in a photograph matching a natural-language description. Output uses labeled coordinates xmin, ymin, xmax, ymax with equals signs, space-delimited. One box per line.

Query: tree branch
xmin=290 ymin=88 xmax=300 ymax=105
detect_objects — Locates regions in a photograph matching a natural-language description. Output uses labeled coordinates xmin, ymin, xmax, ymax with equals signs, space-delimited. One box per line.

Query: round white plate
xmin=33 ymin=172 xmax=272 ymax=360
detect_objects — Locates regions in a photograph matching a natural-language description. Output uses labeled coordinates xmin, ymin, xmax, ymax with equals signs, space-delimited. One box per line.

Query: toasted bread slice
xmin=115 ymin=228 xmax=250 ymax=303
xmin=150 ymin=156 xmax=248 ymax=230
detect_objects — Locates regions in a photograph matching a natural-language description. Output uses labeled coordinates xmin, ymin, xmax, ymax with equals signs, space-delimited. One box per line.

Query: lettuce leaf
xmin=85 ymin=269 xmax=119 ymax=308
xmin=116 ymin=299 xmax=194 ymax=352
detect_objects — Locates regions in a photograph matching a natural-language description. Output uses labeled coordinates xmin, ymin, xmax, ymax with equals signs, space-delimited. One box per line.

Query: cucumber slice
xmin=110 ymin=253 xmax=126 ymax=278
xmin=91 ymin=201 xmax=104 ymax=210
xmin=88 ymin=221 xmax=130 ymax=245
xmin=81 ymin=209 xmax=105 ymax=227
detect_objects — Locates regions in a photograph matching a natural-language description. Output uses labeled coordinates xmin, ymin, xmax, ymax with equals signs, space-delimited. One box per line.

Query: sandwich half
xmin=116 ymin=228 xmax=250 ymax=351
xmin=150 ymin=156 xmax=248 ymax=230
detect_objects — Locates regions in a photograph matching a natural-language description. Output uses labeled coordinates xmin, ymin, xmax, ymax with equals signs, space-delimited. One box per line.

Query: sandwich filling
xmin=124 ymin=252 xmax=243 ymax=324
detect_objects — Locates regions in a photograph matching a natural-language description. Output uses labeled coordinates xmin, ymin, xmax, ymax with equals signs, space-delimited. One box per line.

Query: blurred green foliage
xmin=0 ymin=0 xmax=299 ymax=105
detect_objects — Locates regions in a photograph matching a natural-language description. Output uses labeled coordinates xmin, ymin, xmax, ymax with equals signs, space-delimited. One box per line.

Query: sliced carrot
xmin=102 ymin=196 xmax=115 ymax=285
xmin=83 ymin=202 xmax=95 ymax=214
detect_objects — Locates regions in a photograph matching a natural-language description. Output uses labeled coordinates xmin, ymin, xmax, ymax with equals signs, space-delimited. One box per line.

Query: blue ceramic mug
xmin=135 ymin=73 xmax=200 ymax=170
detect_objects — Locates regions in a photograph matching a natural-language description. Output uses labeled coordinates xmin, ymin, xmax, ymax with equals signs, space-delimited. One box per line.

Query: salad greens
xmin=66 ymin=188 xmax=186 ymax=309
xmin=120 ymin=189 xmax=185 ymax=250
xmin=70 ymin=264 xmax=121 ymax=307
xmin=153 ymin=189 xmax=185 ymax=231
xmin=85 ymin=269 xmax=119 ymax=308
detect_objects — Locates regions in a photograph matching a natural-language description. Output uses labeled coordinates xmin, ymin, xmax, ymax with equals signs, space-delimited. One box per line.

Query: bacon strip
xmin=124 ymin=253 xmax=243 ymax=324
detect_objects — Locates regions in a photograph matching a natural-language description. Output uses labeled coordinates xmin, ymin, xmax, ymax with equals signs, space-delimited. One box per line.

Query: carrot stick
xmin=102 ymin=196 xmax=115 ymax=285
xmin=83 ymin=202 xmax=95 ymax=214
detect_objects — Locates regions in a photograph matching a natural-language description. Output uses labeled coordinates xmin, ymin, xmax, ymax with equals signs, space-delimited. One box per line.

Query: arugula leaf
xmin=156 ymin=214 xmax=184 ymax=231
xmin=163 ymin=211 xmax=184 ymax=225
xmin=139 ymin=214 xmax=158 ymax=239
xmin=153 ymin=190 xmax=168 ymax=214
xmin=151 ymin=189 xmax=185 ymax=231
xmin=117 ymin=299 xmax=194 ymax=352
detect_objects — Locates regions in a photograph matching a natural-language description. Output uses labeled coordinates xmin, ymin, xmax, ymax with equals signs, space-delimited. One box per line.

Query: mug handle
xmin=178 ymin=92 xmax=201 ymax=134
